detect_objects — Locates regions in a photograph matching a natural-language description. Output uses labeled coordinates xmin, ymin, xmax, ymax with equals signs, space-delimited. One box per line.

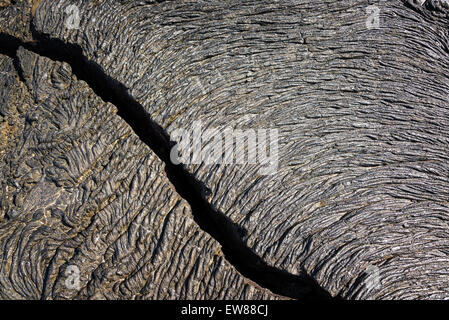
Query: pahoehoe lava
xmin=0 ymin=27 xmax=335 ymax=300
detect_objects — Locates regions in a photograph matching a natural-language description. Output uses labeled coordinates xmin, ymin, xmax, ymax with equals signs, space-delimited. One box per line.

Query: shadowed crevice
xmin=0 ymin=29 xmax=338 ymax=300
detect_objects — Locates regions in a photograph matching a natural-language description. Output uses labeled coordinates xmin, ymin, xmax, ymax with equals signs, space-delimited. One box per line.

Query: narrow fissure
xmin=0 ymin=29 xmax=336 ymax=300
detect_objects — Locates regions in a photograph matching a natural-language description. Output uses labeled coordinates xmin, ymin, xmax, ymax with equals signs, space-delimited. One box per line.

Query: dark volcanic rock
xmin=0 ymin=35 xmax=279 ymax=300
xmin=2 ymin=0 xmax=449 ymax=300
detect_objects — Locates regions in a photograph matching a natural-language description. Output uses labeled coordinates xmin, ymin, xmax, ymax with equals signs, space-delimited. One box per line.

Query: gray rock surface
xmin=0 ymin=4 xmax=279 ymax=298
xmin=2 ymin=0 xmax=449 ymax=299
